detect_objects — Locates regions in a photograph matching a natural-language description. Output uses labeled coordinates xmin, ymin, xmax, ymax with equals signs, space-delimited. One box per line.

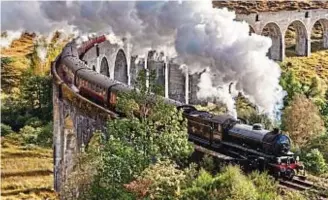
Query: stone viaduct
xmin=53 ymin=8 xmax=328 ymax=194
xmin=236 ymin=9 xmax=328 ymax=61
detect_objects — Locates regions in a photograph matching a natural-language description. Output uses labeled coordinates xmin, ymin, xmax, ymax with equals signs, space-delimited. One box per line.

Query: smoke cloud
xmin=1 ymin=1 xmax=286 ymax=117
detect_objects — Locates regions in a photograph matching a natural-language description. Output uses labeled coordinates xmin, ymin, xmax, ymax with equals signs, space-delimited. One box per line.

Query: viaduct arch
xmin=261 ymin=22 xmax=283 ymax=61
xmin=100 ymin=57 xmax=109 ymax=77
xmin=114 ymin=49 xmax=128 ymax=84
xmin=236 ymin=9 xmax=328 ymax=60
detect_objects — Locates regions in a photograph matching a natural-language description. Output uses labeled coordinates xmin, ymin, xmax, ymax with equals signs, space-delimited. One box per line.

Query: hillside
xmin=1 ymin=136 xmax=57 ymax=200
xmin=213 ymin=1 xmax=328 ymax=14
xmin=1 ymin=32 xmax=65 ymax=200
xmin=281 ymin=50 xmax=328 ymax=85
xmin=1 ymin=33 xmax=36 ymax=58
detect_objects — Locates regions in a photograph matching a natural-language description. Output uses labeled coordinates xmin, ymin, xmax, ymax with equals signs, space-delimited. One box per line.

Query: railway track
xmin=279 ymin=178 xmax=312 ymax=191
xmin=279 ymin=176 xmax=328 ymax=199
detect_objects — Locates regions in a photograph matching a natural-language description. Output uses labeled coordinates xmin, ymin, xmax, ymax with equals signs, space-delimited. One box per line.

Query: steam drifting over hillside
xmin=1 ymin=1 xmax=285 ymax=117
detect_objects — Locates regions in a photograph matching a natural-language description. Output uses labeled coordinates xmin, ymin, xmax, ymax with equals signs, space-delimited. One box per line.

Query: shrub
xmin=1 ymin=123 xmax=13 ymax=136
xmin=200 ymin=154 xmax=215 ymax=173
xmin=127 ymin=160 xmax=187 ymax=199
xmin=282 ymin=190 xmax=305 ymax=200
xmin=303 ymin=149 xmax=328 ymax=175
xmin=249 ymin=171 xmax=280 ymax=200
xmin=25 ymin=117 xmax=43 ymax=128
xmin=215 ymin=165 xmax=258 ymax=200
xmin=182 ymin=165 xmax=259 ymax=200
xmin=19 ymin=125 xmax=39 ymax=144
xmin=35 ymin=122 xmax=53 ymax=147
xmin=304 ymin=134 xmax=328 ymax=164
xmin=17 ymin=123 xmax=52 ymax=147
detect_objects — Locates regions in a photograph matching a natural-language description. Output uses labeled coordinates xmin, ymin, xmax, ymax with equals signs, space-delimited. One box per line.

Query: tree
xmin=76 ymin=70 xmax=193 ymax=199
xmin=1 ymin=72 xmax=53 ymax=131
xmin=125 ymin=160 xmax=188 ymax=199
xmin=279 ymin=71 xmax=302 ymax=106
xmin=281 ymin=94 xmax=325 ymax=146
xmin=20 ymin=71 xmax=53 ymax=122
xmin=280 ymin=71 xmax=326 ymax=107
xmin=115 ymin=69 xmax=193 ymax=161
xmin=318 ymin=89 xmax=328 ymax=130
xmin=1 ymin=57 xmax=24 ymax=93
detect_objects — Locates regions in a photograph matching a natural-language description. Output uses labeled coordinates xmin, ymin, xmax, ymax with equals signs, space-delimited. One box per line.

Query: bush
xmin=200 ymin=155 xmax=215 ymax=173
xmin=35 ymin=122 xmax=53 ymax=147
xmin=303 ymin=149 xmax=328 ymax=175
xmin=182 ymin=165 xmax=259 ymax=200
xmin=1 ymin=123 xmax=13 ymax=136
xmin=19 ymin=125 xmax=39 ymax=144
xmin=18 ymin=123 xmax=53 ymax=147
xmin=282 ymin=190 xmax=305 ymax=200
xmin=215 ymin=165 xmax=258 ymax=200
xmin=126 ymin=160 xmax=187 ymax=199
xmin=304 ymin=134 xmax=328 ymax=164
xmin=25 ymin=117 xmax=43 ymax=128
xmin=249 ymin=171 xmax=279 ymax=200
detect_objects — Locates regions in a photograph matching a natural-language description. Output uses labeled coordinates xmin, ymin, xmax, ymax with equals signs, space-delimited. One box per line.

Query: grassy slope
xmin=1 ymin=33 xmax=64 ymax=200
xmin=281 ymin=50 xmax=328 ymax=84
xmin=2 ymin=33 xmax=35 ymax=58
xmin=1 ymin=136 xmax=57 ymax=200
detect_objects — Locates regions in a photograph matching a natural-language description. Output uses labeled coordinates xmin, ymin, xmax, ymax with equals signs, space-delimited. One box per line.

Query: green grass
xmin=280 ymin=50 xmax=328 ymax=86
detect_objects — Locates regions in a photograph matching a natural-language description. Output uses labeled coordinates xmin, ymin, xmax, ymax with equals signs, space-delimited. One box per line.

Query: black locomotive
xmin=54 ymin=38 xmax=305 ymax=179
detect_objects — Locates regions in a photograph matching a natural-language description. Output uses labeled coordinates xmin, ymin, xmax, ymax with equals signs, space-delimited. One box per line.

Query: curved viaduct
xmin=53 ymin=8 xmax=328 ymax=193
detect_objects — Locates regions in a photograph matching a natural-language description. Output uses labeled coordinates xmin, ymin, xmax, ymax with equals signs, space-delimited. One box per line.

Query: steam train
xmin=55 ymin=41 xmax=305 ymax=179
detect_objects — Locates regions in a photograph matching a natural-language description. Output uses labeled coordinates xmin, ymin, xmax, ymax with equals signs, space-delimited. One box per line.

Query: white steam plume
xmin=36 ymin=45 xmax=47 ymax=63
xmin=1 ymin=1 xmax=286 ymax=117
xmin=0 ymin=30 xmax=22 ymax=49
xmin=197 ymin=70 xmax=238 ymax=118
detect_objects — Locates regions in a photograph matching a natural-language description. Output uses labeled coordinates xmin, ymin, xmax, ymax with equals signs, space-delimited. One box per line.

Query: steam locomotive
xmin=55 ymin=41 xmax=304 ymax=179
